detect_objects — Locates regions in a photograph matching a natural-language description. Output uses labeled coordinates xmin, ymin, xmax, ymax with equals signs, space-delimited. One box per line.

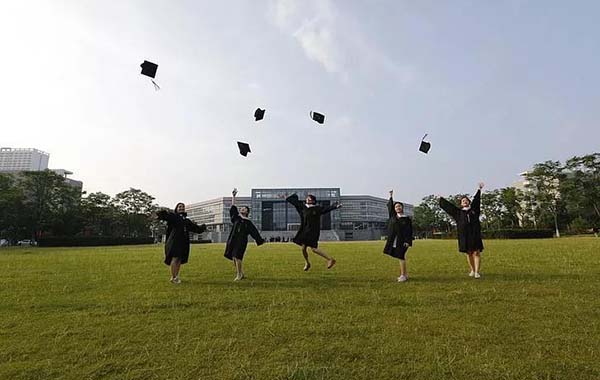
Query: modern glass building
xmin=185 ymin=188 xmax=413 ymax=243
xmin=251 ymin=188 xmax=341 ymax=232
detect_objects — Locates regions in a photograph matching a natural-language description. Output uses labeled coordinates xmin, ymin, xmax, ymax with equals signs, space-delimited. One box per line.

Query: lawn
xmin=1 ymin=238 xmax=599 ymax=380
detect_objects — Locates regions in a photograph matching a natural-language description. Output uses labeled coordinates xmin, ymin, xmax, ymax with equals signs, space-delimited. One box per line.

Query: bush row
xmin=37 ymin=236 xmax=155 ymax=247
xmin=428 ymin=229 xmax=555 ymax=239
xmin=482 ymin=229 xmax=555 ymax=239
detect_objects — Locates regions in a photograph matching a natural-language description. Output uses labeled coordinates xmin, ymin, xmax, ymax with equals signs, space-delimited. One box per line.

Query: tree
xmin=413 ymin=195 xmax=453 ymax=237
xmin=111 ymin=188 xmax=158 ymax=237
xmin=18 ymin=170 xmax=82 ymax=239
xmin=0 ymin=173 xmax=27 ymax=242
xmin=480 ymin=190 xmax=502 ymax=230
xmin=80 ymin=192 xmax=121 ymax=236
xmin=563 ymin=154 xmax=600 ymax=229
xmin=498 ymin=187 xmax=522 ymax=228
xmin=524 ymin=161 xmax=565 ymax=237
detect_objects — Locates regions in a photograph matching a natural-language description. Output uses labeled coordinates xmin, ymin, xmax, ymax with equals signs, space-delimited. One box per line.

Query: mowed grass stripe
xmin=1 ymin=238 xmax=599 ymax=380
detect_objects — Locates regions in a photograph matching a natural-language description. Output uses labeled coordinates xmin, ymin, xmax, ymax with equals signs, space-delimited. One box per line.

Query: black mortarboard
xmin=310 ymin=111 xmax=325 ymax=124
xmin=419 ymin=134 xmax=431 ymax=154
xmin=254 ymin=108 xmax=265 ymax=121
xmin=140 ymin=60 xmax=158 ymax=78
xmin=140 ymin=60 xmax=160 ymax=90
xmin=237 ymin=141 xmax=251 ymax=157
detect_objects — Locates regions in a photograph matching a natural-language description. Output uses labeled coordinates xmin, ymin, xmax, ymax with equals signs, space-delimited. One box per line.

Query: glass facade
xmin=252 ymin=188 xmax=341 ymax=231
xmin=184 ymin=189 xmax=413 ymax=242
xmin=338 ymin=196 xmax=414 ymax=231
xmin=186 ymin=197 xmax=251 ymax=233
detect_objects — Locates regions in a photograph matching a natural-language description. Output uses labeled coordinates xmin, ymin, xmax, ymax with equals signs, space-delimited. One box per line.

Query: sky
xmin=1 ymin=0 xmax=599 ymax=207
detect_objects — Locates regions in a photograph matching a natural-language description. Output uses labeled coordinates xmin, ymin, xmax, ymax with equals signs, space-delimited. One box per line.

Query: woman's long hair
xmin=166 ymin=203 xmax=186 ymax=239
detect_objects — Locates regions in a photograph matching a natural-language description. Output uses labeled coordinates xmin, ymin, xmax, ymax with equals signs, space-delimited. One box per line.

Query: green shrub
xmin=482 ymin=229 xmax=554 ymax=239
xmin=38 ymin=236 xmax=154 ymax=247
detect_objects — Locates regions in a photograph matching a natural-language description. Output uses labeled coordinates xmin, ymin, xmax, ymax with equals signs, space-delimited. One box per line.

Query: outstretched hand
xmin=336 ymin=203 xmax=343 ymax=209
xmin=389 ymin=190 xmax=393 ymax=197
xmin=232 ymin=188 xmax=238 ymax=197
xmin=478 ymin=182 xmax=485 ymax=190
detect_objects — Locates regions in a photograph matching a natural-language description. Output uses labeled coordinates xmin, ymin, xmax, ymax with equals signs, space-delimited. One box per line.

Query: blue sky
xmin=1 ymin=0 xmax=599 ymax=206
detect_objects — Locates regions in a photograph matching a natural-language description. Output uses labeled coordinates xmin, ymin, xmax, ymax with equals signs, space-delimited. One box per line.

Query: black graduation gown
xmin=383 ymin=197 xmax=413 ymax=258
xmin=224 ymin=205 xmax=265 ymax=261
xmin=439 ymin=190 xmax=484 ymax=253
xmin=286 ymin=194 xmax=338 ymax=248
xmin=157 ymin=210 xmax=207 ymax=265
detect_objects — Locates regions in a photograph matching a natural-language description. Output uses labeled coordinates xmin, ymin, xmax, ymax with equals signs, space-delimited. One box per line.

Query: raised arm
xmin=229 ymin=205 xmax=240 ymax=223
xmin=472 ymin=190 xmax=481 ymax=215
xmin=187 ymin=220 xmax=207 ymax=234
xmin=439 ymin=197 xmax=460 ymax=220
xmin=387 ymin=190 xmax=395 ymax=218
xmin=321 ymin=202 xmax=342 ymax=215
xmin=286 ymin=194 xmax=303 ymax=214
xmin=156 ymin=209 xmax=177 ymax=223
xmin=231 ymin=188 xmax=237 ymax=206
xmin=472 ymin=183 xmax=484 ymax=215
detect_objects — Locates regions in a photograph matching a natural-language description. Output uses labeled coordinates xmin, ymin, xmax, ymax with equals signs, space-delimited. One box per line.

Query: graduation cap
xmin=419 ymin=134 xmax=431 ymax=154
xmin=237 ymin=141 xmax=251 ymax=157
xmin=140 ymin=60 xmax=160 ymax=90
xmin=310 ymin=111 xmax=325 ymax=124
xmin=254 ymin=108 xmax=265 ymax=121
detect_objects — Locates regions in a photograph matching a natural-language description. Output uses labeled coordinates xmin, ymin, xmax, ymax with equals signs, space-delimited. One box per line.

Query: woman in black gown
xmin=224 ymin=188 xmax=266 ymax=281
xmin=156 ymin=203 xmax=207 ymax=284
xmin=439 ymin=183 xmax=485 ymax=278
xmin=383 ymin=190 xmax=413 ymax=282
xmin=286 ymin=193 xmax=342 ymax=271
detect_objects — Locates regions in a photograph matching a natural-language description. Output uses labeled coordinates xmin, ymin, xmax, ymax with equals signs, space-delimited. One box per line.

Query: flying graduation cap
xmin=254 ymin=108 xmax=265 ymax=121
xmin=310 ymin=111 xmax=325 ymax=124
xmin=237 ymin=141 xmax=251 ymax=157
xmin=140 ymin=60 xmax=160 ymax=90
xmin=419 ymin=134 xmax=431 ymax=154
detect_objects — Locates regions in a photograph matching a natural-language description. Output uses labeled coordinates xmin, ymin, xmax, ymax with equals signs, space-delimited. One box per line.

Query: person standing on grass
xmin=439 ymin=183 xmax=485 ymax=279
xmin=157 ymin=203 xmax=207 ymax=284
xmin=286 ymin=193 xmax=341 ymax=271
xmin=224 ymin=188 xmax=266 ymax=281
xmin=383 ymin=190 xmax=413 ymax=282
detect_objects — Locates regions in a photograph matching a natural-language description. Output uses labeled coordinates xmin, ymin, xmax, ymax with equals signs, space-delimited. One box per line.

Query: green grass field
xmin=1 ymin=238 xmax=599 ymax=380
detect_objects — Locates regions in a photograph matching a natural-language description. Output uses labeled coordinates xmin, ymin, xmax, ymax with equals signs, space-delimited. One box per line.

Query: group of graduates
xmin=156 ymin=183 xmax=485 ymax=284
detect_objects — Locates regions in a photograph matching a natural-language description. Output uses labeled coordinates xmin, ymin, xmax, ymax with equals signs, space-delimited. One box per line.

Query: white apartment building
xmin=0 ymin=147 xmax=49 ymax=172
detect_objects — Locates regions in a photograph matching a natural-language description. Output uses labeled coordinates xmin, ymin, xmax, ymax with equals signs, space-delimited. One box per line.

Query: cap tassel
xmin=422 ymin=133 xmax=428 ymax=142
xmin=151 ymin=80 xmax=161 ymax=91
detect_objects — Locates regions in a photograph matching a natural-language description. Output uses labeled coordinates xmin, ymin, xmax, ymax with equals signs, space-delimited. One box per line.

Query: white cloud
xmin=268 ymin=0 xmax=415 ymax=85
xmin=293 ymin=18 xmax=339 ymax=73
xmin=271 ymin=0 xmax=298 ymax=29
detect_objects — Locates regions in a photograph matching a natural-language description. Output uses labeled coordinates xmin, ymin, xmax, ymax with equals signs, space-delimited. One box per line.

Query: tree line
xmin=0 ymin=170 xmax=162 ymax=243
xmin=413 ymin=153 xmax=600 ymax=237
xmin=2 ymin=153 xmax=598 ymax=242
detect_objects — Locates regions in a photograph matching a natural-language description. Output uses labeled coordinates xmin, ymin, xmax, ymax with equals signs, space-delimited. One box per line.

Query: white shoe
xmin=171 ymin=277 xmax=181 ymax=284
xmin=469 ymin=271 xmax=475 ymax=277
xmin=474 ymin=272 xmax=481 ymax=279
xmin=397 ymin=275 xmax=408 ymax=282
xmin=234 ymin=276 xmax=241 ymax=281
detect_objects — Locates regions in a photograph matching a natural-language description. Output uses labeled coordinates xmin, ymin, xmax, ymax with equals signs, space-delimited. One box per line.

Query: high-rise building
xmin=0 ymin=147 xmax=82 ymax=190
xmin=0 ymin=147 xmax=49 ymax=172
